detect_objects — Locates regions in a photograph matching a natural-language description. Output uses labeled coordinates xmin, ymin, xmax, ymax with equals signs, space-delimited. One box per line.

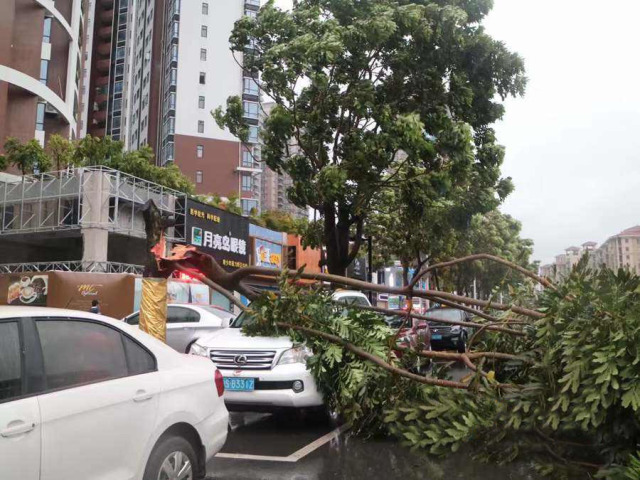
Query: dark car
xmin=425 ymin=307 xmax=473 ymax=353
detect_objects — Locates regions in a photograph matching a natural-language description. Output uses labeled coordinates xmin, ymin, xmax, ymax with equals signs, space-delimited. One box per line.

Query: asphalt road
xmin=206 ymin=365 xmax=540 ymax=480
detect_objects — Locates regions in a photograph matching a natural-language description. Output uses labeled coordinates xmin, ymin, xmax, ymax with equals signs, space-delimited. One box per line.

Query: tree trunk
xmin=322 ymin=202 xmax=362 ymax=276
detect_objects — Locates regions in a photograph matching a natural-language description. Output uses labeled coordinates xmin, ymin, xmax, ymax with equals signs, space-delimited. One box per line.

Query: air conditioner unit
xmin=44 ymin=103 xmax=59 ymax=115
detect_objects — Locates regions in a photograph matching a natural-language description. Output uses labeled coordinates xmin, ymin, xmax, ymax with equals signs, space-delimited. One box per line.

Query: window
xmin=123 ymin=336 xmax=155 ymax=375
xmin=243 ymin=101 xmax=259 ymax=120
xmin=242 ymin=148 xmax=253 ymax=167
xmin=199 ymin=72 xmax=206 ymax=84
xmin=114 ymin=81 xmax=123 ymax=93
xmin=43 ymin=16 xmax=52 ymax=43
xmin=0 ymin=322 xmax=22 ymax=402
xmin=198 ymin=96 xmax=205 ymax=109
xmin=201 ymin=26 xmax=208 ymax=37
xmin=36 ymin=102 xmax=46 ymax=131
xmin=40 ymin=59 xmax=49 ymax=84
xmin=197 ymin=145 xmax=204 ymax=158
xmin=200 ymin=48 xmax=207 ymax=61
xmin=246 ymin=0 xmax=260 ymax=5
xmin=245 ymin=9 xmax=257 ymax=19
xmin=202 ymin=2 xmax=208 ymax=14
xmin=198 ymin=120 xmax=204 ymax=133
xmin=243 ymin=77 xmax=259 ymax=96
xmin=241 ymin=174 xmax=253 ymax=191
xmin=241 ymin=199 xmax=258 ymax=216
xmin=36 ymin=320 xmax=129 ymax=390
xmin=248 ymin=125 xmax=259 ymax=143
xmin=168 ymin=307 xmax=200 ymax=324
xmin=196 ymin=171 xmax=203 ymax=184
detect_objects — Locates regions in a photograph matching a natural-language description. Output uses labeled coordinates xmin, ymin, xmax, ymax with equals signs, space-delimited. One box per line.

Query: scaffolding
xmin=0 ymin=166 xmax=187 ymax=242
xmin=0 ymin=261 xmax=144 ymax=275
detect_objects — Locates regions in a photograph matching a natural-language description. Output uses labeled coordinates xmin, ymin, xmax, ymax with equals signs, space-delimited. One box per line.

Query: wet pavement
xmin=206 ymin=362 xmax=539 ymax=480
xmin=206 ymin=412 xmax=540 ymax=480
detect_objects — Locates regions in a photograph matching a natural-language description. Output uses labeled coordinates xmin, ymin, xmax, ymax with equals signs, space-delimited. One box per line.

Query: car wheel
xmin=457 ymin=333 xmax=467 ymax=353
xmin=143 ymin=435 xmax=198 ymax=480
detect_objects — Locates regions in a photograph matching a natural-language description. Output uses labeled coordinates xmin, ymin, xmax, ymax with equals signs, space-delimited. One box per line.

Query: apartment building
xmin=122 ymin=0 xmax=262 ymax=213
xmin=593 ymin=226 xmax=640 ymax=272
xmin=0 ymin=0 xmax=89 ymax=149
xmin=260 ymin=101 xmax=308 ymax=219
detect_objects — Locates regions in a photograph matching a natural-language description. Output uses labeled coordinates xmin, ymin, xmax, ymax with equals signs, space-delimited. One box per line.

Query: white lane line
xmin=214 ymin=424 xmax=349 ymax=463
xmin=214 ymin=453 xmax=297 ymax=463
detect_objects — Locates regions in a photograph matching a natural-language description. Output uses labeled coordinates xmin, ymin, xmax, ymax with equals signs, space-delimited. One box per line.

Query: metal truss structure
xmin=0 ymin=166 xmax=187 ymax=241
xmin=0 ymin=261 xmax=144 ymax=275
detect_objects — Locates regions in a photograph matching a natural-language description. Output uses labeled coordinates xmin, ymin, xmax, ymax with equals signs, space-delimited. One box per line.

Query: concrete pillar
xmin=80 ymin=169 xmax=110 ymax=263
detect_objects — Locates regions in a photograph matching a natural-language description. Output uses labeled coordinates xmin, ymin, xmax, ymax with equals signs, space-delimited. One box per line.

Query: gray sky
xmin=273 ymin=0 xmax=640 ymax=264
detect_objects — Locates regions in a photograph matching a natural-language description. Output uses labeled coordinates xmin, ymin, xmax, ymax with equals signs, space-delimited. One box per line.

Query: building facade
xmin=0 ymin=0 xmax=88 ymax=150
xmin=592 ymin=226 xmax=640 ymax=272
xmin=123 ymin=0 xmax=262 ymax=212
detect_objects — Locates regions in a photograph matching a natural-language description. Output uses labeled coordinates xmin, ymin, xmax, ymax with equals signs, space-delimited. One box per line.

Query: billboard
xmin=185 ymin=199 xmax=250 ymax=270
xmin=254 ymin=239 xmax=283 ymax=269
xmin=8 ymin=274 xmax=48 ymax=306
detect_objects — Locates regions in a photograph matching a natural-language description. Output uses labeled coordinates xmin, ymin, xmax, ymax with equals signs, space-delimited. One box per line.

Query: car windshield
xmin=230 ymin=310 xmax=255 ymax=328
xmin=335 ymin=295 xmax=370 ymax=307
xmin=425 ymin=309 xmax=461 ymax=323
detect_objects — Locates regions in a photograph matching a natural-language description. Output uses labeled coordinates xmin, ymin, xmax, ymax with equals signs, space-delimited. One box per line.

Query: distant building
xmin=593 ymin=226 xmax=640 ymax=272
xmin=260 ymin=102 xmax=308 ymax=219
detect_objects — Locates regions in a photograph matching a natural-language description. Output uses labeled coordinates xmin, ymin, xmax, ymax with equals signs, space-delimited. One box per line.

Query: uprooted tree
xmin=149 ymin=242 xmax=640 ymax=479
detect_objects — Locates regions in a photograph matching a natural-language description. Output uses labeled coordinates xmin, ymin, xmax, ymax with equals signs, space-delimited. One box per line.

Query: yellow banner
xmin=139 ymin=278 xmax=168 ymax=342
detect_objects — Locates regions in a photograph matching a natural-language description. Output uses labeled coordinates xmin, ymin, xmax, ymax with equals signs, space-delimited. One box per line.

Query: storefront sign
xmin=186 ymin=199 xmax=250 ymax=270
xmin=254 ymin=239 xmax=283 ymax=269
xmin=347 ymin=257 xmax=367 ymax=281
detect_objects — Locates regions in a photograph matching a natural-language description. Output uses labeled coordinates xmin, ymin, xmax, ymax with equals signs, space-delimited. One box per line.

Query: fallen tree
xmin=157 ymin=247 xmax=640 ymax=478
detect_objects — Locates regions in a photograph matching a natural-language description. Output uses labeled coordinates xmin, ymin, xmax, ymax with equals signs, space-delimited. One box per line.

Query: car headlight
xmin=450 ymin=325 xmax=461 ymax=333
xmin=189 ymin=342 xmax=208 ymax=357
xmin=277 ymin=345 xmax=312 ymax=366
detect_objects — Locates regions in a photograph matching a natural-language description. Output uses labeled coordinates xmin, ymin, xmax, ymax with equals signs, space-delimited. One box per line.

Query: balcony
xmin=97 ymin=42 xmax=112 ymax=57
xmin=94 ymin=93 xmax=108 ymax=105
xmin=97 ymin=25 xmax=112 ymax=40
xmin=89 ymin=127 xmax=106 ymax=137
xmin=99 ymin=0 xmax=114 ymax=7
xmin=93 ymin=110 xmax=107 ymax=122
xmin=99 ymin=9 xmax=114 ymax=25
xmin=95 ymin=75 xmax=109 ymax=87
xmin=96 ymin=58 xmax=110 ymax=72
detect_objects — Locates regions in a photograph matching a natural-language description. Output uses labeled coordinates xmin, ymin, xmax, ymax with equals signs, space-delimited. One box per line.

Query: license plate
xmin=223 ymin=377 xmax=255 ymax=391
xmin=431 ymin=334 xmax=442 ymax=340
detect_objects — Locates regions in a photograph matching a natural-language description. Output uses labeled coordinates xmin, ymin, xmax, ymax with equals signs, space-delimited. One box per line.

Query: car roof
xmin=0 ymin=306 xmax=112 ymax=322
xmin=332 ymin=290 xmax=368 ymax=298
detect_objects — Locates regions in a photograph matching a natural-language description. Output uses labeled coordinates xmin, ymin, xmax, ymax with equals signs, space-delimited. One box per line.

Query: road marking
xmin=288 ymin=424 xmax=349 ymax=461
xmin=215 ymin=424 xmax=349 ymax=463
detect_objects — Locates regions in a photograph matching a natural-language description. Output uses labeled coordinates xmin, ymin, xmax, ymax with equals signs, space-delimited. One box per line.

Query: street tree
xmin=46 ymin=134 xmax=77 ymax=171
xmin=215 ymin=0 xmax=526 ymax=275
xmin=441 ymin=210 xmax=534 ymax=297
xmin=368 ymin=140 xmax=513 ymax=284
xmin=0 ymin=137 xmax=51 ymax=174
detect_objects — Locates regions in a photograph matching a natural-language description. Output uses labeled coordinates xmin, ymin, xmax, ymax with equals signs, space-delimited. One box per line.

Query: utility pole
xmin=367 ymin=236 xmax=373 ymax=303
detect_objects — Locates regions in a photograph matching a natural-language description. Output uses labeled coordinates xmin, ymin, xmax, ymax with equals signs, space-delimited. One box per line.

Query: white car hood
xmin=196 ymin=327 xmax=294 ymax=350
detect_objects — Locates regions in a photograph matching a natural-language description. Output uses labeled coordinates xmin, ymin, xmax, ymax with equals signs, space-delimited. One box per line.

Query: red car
xmin=387 ymin=316 xmax=431 ymax=371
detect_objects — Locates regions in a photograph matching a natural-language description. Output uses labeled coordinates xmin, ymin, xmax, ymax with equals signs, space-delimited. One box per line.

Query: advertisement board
xmin=254 ymin=239 xmax=283 ymax=269
xmin=185 ymin=199 xmax=250 ymax=270
xmin=7 ymin=274 xmax=48 ymax=306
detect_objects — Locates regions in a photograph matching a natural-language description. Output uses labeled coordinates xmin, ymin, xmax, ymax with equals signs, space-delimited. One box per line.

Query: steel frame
xmin=0 ymin=261 xmax=144 ymax=275
xmin=0 ymin=166 xmax=186 ymax=242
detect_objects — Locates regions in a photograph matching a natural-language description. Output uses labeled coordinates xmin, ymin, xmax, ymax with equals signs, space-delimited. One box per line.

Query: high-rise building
xmin=0 ymin=0 xmax=89 ymax=150
xmin=260 ymin=101 xmax=308 ymax=219
xmin=123 ymin=0 xmax=263 ymax=212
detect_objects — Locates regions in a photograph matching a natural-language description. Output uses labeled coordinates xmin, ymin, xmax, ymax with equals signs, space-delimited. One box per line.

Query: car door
xmin=0 ymin=319 xmax=40 ymax=480
xmin=35 ymin=317 xmax=159 ymax=480
xmin=166 ymin=306 xmax=202 ymax=352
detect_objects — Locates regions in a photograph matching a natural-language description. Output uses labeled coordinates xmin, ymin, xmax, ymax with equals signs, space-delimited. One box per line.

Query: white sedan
xmin=0 ymin=306 xmax=228 ymax=480
xmin=124 ymin=304 xmax=236 ymax=353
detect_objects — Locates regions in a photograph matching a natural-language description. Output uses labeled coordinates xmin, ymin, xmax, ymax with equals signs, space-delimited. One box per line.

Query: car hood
xmin=195 ymin=326 xmax=294 ymax=350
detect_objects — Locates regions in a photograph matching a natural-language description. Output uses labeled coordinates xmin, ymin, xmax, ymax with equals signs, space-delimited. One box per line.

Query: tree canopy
xmin=215 ymin=0 xmax=526 ymax=274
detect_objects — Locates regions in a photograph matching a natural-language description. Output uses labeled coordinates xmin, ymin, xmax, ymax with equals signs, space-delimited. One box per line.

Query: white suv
xmin=0 ymin=307 xmax=228 ymax=480
xmin=189 ymin=290 xmax=371 ymax=412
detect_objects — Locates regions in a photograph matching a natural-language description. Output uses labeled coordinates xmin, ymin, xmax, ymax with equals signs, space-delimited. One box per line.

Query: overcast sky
xmin=273 ymin=0 xmax=640 ymax=264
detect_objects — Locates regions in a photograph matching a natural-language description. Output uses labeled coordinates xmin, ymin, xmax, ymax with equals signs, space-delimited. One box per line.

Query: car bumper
xmin=195 ymin=404 xmax=229 ymax=461
xmin=221 ymin=363 xmax=323 ymax=410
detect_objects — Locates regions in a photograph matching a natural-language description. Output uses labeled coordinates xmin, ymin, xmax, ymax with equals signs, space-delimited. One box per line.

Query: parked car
xmin=0 ymin=306 xmax=228 ymax=480
xmin=124 ymin=303 xmax=236 ymax=353
xmin=425 ymin=307 xmax=473 ymax=352
xmin=188 ymin=290 xmax=372 ymax=412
